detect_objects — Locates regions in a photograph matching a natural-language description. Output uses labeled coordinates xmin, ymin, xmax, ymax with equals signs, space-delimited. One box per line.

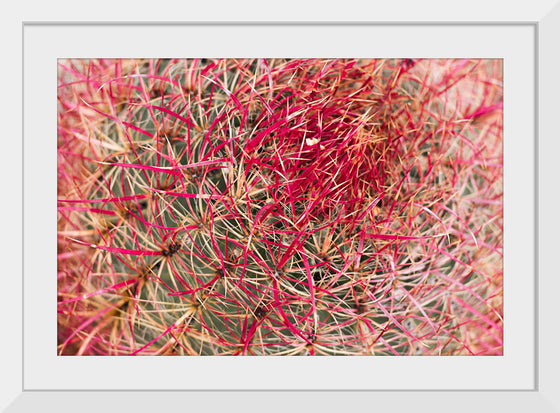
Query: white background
xmin=23 ymin=24 xmax=534 ymax=391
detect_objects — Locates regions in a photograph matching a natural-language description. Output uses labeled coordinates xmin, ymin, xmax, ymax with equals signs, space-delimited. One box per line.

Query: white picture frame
xmin=4 ymin=0 xmax=559 ymax=411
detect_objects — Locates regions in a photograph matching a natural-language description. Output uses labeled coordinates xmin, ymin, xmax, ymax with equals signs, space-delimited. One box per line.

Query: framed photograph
xmin=4 ymin=0 xmax=558 ymax=411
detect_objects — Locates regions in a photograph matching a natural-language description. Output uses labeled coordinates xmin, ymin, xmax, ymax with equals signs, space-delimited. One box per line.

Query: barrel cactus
xmin=57 ymin=58 xmax=503 ymax=355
